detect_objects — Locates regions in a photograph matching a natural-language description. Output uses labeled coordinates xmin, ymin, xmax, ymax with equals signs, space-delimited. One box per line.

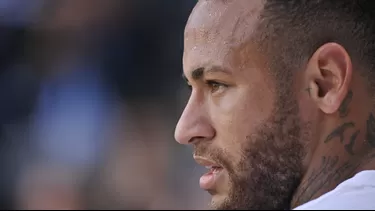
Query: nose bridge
xmin=175 ymin=94 xmax=212 ymax=145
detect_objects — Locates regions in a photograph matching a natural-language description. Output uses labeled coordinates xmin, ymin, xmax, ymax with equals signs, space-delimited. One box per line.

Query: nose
xmin=174 ymin=97 xmax=215 ymax=145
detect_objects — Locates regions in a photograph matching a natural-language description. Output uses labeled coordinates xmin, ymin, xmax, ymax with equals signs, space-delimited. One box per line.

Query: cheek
xmin=217 ymin=85 xmax=275 ymax=128
xmin=219 ymin=85 xmax=273 ymax=115
xmin=209 ymin=86 xmax=275 ymax=159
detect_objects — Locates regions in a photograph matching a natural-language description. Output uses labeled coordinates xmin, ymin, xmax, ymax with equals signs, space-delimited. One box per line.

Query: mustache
xmin=192 ymin=142 xmax=219 ymax=157
xmin=193 ymin=143 xmax=231 ymax=169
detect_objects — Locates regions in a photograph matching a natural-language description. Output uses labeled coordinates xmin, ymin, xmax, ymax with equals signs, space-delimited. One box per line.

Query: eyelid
xmin=185 ymin=79 xmax=230 ymax=93
xmin=205 ymin=80 xmax=229 ymax=95
xmin=206 ymin=80 xmax=229 ymax=87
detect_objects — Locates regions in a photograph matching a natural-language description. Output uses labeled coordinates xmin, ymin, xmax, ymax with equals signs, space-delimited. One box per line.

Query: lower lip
xmin=199 ymin=167 xmax=223 ymax=190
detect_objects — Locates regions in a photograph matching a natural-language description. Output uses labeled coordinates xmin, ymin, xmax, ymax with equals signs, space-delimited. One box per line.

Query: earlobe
xmin=305 ymin=43 xmax=353 ymax=115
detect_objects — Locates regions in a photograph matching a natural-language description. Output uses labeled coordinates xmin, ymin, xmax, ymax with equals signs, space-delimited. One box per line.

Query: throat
xmin=290 ymin=156 xmax=355 ymax=208
xmin=291 ymin=152 xmax=375 ymax=208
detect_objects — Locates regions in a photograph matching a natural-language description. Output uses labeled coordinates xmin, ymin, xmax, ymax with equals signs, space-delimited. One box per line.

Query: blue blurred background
xmin=0 ymin=0 xmax=209 ymax=209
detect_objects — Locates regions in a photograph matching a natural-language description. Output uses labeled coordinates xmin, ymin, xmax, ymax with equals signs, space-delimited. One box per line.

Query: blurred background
xmin=0 ymin=0 xmax=210 ymax=209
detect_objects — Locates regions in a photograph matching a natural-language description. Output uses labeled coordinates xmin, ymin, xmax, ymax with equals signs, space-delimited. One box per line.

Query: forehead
xmin=184 ymin=0 xmax=265 ymax=74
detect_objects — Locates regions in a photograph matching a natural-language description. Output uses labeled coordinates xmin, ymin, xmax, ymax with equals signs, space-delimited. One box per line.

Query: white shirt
xmin=294 ymin=170 xmax=375 ymax=210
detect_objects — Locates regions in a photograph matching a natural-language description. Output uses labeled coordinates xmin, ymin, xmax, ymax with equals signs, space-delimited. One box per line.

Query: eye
xmin=206 ymin=80 xmax=228 ymax=94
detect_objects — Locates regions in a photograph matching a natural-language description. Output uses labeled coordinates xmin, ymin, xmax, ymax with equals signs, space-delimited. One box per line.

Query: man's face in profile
xmin=175 ymin=0 xmax=312 ymax=209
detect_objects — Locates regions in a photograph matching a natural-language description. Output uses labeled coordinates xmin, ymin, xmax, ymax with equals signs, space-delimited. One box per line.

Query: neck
xmin=291 ymin=95 xmax=375 ymax=208
xmin=291 ymin=151 xmax=375 ymax=209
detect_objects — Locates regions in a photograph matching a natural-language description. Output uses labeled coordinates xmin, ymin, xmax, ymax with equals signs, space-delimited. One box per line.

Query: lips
xmin=193 ymin=156 xmax=224 ymax=190
xmin=193 ymin=156 xmax=222 ymax=169
xmin=205 ymin=165 xmax=222 ymax=172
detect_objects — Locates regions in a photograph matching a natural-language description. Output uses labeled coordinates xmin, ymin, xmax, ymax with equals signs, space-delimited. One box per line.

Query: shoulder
xmin=294 ymin=170 xmax=375 ymax=210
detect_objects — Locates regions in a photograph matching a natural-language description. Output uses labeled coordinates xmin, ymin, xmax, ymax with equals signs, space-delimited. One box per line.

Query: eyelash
xmin=205 ymin=80 xmax=228 ymax=93
xmin=186 ymin=81 xmax=228 ymax=94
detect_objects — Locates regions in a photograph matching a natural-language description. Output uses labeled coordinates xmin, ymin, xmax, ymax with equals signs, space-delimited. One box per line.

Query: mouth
xmin=193 ymin=156 xmax=224 ymax=191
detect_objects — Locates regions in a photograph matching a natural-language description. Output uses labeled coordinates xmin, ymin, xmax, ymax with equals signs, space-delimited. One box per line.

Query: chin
xmin=209 ymin=194 xmax=229 ymax=210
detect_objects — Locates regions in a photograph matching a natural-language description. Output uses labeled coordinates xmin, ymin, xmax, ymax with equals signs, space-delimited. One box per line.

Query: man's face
xmin=175 ymin=1 xmax=312 ymax=209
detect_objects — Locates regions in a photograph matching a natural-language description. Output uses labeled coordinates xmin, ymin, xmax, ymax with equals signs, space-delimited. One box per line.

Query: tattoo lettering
xmin=295 ymin=151 xmax=375 ymax=207
xmin=294 ymin=156 xmax=338 ymax=204
xmin=294 ymin=111 xmax=375 ymax=208
xmin=294 ymin=156 xmax=363 ymax=207
xmin=338 ymin=90 xmax=353 ymax=118
xmin=324 ymin=122 xmax=355 ymax=144
xmin=294 ymin=89 xmax=375 ymax=207
xmin=324 ymin=122 xmax=361 ymax=155
xmin=366 ymin=113 xmax=375 ymax=148
xmin=344 ymin=130 xmax=360 ymax=155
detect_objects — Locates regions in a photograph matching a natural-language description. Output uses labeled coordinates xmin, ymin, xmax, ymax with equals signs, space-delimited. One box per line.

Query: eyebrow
xmin=182 ymin=66 xmax=232 ymax=82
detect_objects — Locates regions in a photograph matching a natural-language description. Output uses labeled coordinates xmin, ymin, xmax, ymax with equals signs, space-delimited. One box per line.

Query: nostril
xmin=188 ymin=136 xmax=206 ymax=144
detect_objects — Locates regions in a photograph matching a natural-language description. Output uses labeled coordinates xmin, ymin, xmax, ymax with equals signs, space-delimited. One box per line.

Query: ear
xmin=304 ymin=43 xmax=353 ymax=115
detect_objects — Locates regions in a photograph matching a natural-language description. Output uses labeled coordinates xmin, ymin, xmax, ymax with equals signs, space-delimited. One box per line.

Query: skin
xmin=174 ymin=0 xmax=375 ymax=209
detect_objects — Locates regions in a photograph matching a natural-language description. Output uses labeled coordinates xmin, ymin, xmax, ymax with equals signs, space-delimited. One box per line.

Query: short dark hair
xmin=258 ymin=0 xmax=375 ymax=92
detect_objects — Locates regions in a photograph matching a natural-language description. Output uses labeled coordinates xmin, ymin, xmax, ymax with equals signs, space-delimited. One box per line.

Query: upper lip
xmin=193 ymin=155 xmax=222 ymax=168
